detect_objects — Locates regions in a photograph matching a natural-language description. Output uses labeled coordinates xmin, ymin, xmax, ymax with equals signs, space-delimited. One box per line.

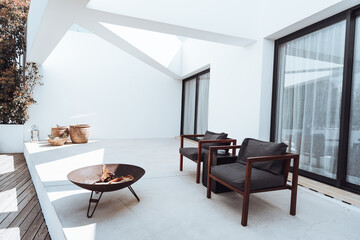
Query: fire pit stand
xmin=87 ymin=185 xmax=140 ymax=218
xmin=67 ymin=164 xmax=145 ymax=218
xmin=88 ymin=191 xmax=103 ymax=218
xmin=127 ymin=186 xmax=140 ymax=201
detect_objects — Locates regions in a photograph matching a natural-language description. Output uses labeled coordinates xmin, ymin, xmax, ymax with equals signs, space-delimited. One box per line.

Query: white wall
xmin=24 ymin=30 xmax=182 ymax=141
xmin=0 ymin=125 xmax=24 ymax=153
xmin=181 ymin=39 xmax=264 ymax=142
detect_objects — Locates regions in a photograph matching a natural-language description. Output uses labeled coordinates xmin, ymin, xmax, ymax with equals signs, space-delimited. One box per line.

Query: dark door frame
xmin=180 ymin=69 xmax=210 ymax=136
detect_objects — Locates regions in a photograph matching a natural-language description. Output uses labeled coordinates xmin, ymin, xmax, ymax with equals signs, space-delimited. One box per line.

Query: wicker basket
xmin=51 ymin=126 xmax=69 ymax=139
xmin=47 ymin=137 xmax=67 ymax=146
xmin=70 ymin=124 xmax=91 ymax=143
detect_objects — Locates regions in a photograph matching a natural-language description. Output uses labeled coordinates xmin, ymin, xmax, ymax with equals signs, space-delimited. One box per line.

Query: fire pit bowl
xmin=67 ymin=163 xmax=145 ymax=218
xmin=67 ymin=164 xmax=145 ymax=192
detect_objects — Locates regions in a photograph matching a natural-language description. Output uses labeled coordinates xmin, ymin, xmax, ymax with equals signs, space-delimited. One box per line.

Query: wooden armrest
xmin=199 ymin=139 xmax=236 ymax=154
xmin=198 ymin=138 xmax=236 ymax=145
xmin=246 ymin=153 xmax=299 ymax=164
xmin=180 ymin=134 xmax=205 ymax=148
xmin=208 ymin=145 xmax=242 ymax=151
xmin=208 ymin=145 xmax=241 ymax=170
xmin=181 ymin=134 xmax=204 ymax=138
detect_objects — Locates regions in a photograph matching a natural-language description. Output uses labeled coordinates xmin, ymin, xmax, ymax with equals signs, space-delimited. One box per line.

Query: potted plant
xmin=0 ymin=0 xmax=42 ymax=153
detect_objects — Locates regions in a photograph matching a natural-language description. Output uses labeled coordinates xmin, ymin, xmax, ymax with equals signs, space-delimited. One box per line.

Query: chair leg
xmin=207 ymin=176 xmax=211 ymax=198
xmin=241 ymin=192 xmax=250 ymax=226
xmin=290 ymin=185 xmax=297 ymax=215
xmin=196 ymin=160 xmax=201 ymax=183
xmin=290 ymin=156 xmax=299 ymax=216
xmin=180 ymin=155 xmax=183 ymax=171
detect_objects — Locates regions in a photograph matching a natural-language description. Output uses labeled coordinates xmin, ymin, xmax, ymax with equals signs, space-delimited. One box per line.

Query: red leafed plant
xmin=0 ymin=0 xmax=42 ymax=124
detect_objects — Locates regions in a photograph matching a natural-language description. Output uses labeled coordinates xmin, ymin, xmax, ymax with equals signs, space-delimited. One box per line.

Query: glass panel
xmin=183 ymin=78 xmax=196 ymax=134
xmin=276 ymin=21 xmax=346 ymax=179
xmin=347 ymin=17 xmax=360 ymax=186
xmin=196 ymin=72 xmax=210 ymax=134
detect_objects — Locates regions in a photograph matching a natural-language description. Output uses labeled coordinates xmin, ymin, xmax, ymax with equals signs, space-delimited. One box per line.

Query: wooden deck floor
xmin=0 ymin=153 xmax=50 ymax=240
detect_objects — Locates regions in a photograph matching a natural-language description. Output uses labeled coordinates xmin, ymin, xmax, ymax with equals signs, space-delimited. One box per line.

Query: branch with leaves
xmin=0 ymin=0 xmax=42 ymax=124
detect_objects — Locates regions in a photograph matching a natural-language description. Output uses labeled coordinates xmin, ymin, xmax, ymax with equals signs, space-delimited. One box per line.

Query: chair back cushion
xmin=201 ymin=130 xmax=228 ymax=149
xmin=236 ymin=138 xmax=288 ymax=175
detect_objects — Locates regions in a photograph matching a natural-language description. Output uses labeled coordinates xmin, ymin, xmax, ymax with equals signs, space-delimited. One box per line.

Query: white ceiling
xmin=87 ymin=0 xmax=259 ymax=39
xmin=27 ymin=0 xmax=360 ymax=79
xmin=87 ymin=0 xmax=347 ymax=39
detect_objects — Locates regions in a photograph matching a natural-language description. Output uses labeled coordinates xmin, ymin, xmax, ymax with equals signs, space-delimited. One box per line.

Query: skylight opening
xmin=100 ymin=23 xmax=182 ymax=68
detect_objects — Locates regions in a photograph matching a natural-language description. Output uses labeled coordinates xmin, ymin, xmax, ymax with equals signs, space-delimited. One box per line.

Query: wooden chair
xmin=206 ymin=138 xmax=299 ymax=226
xmin=179 ymin=131 xmax=236 ymax=183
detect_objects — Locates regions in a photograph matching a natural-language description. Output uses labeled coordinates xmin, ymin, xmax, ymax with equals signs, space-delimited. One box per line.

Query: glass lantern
xmin=31 ymin=125 xmax=39 ymax=142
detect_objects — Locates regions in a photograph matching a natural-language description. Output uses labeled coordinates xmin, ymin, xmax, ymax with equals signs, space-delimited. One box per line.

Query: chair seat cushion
xmin=211 ymin=163 xmax=285 ymax=191
xmin=180 ymin=148 xmax=209 ymax=161
xmin=236 ymin=138 xmax=288 ymax=175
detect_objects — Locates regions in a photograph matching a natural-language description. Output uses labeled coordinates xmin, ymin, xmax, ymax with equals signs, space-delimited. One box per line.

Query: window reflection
xmin=347 ymin=17 xmax=360 ymax=185
xmin=276 ymin=21 xmax=346 ymax=179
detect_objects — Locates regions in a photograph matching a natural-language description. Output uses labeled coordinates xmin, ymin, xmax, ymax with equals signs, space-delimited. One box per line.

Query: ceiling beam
xmin=85 ymin=8 xmax=255 ymax=47
xmin=27 ymin=0 xmax=90 ymax=64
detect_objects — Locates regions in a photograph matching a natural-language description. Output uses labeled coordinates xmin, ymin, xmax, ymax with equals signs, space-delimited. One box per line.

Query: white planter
xmin=0 ymin=124 xmax=24 ymax=153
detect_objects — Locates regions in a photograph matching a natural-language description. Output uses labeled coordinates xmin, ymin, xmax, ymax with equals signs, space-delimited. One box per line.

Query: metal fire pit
xmin=67 ymin=164 xmax=145 ymax=218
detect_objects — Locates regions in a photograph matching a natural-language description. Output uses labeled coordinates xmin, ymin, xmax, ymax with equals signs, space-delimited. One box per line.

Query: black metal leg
xmin=128 ymin=186 xmax=140 ymax=201
xmin=87 ymin=191 xmax=103 ymax=218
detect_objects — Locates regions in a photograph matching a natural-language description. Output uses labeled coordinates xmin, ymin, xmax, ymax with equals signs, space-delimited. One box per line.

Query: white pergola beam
xmin=27 ymin=0 xmax=90 ymax=64
xmin=85 ymin=8 xmax=255 ymax=47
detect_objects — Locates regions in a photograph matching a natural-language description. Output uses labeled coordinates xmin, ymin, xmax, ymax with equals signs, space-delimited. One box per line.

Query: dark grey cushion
xmin=236 ymin=138 xmax=288 ymax=175
xmin=180 ymin=147 xmax=209 ymax=161
xmin=211 ymin=162 xmax=285 ymax=191
xmin=201 ymin=130 xmax=228 ymax=149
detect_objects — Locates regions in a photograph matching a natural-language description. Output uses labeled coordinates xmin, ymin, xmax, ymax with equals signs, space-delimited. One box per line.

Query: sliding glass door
xmin=196 ymin=72 xmax=210 ymax=134
xmin=182 ymin=78 xmax=196 ymax=134
xmin=273 ymin=7 xmax=360 ymax=192
xmin=275 ymin=21 xmax=346 ymax=179
xmin=181 ymin=70 xmax=210 ymax=135
xmin=347 ymin=16 xmax=360 ymax=186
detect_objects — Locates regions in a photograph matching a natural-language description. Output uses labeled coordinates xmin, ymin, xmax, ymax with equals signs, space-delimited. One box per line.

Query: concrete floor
xmin=24 ymin=139 xmax=360 ymax=240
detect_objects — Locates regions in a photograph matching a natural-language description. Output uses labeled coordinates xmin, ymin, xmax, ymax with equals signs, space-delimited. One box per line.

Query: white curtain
xmin=347 ymin=17 xmax=360 ymax=185
xmin=276 ymin=20 xmax=346 ymax=179
xmin=196 ymin=72 xmax=210 ymax=134
xmin=183 ymin=78 xmax=196 ymax=134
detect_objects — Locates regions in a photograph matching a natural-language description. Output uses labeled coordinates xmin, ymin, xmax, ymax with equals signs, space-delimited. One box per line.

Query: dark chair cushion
xmin=201 ymin=130 xmax=228 ymax=149
xmin=180 ymin=147 xmax=209 ymax=161
xmin=236 ymin=138 xmax=288 ymax=175
xmin=211 ymin=162 xmax=285 ymax=191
